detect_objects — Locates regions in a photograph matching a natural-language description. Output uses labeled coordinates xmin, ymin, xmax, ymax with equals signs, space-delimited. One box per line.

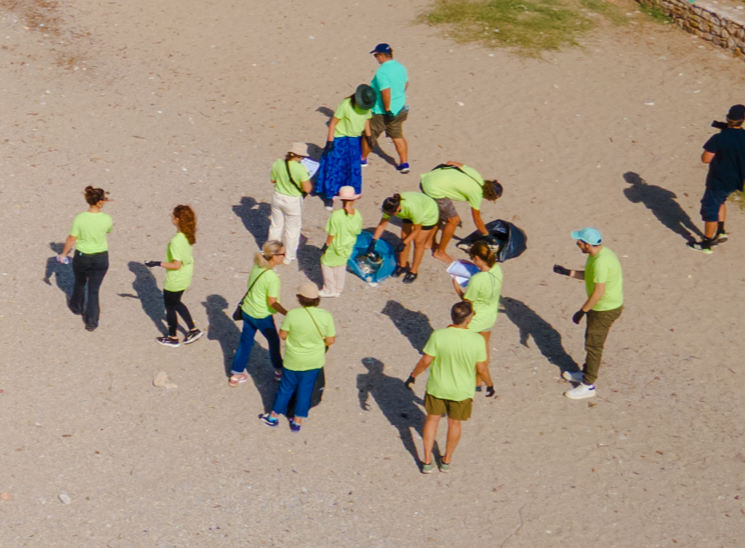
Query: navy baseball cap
xmin=370 ymin=43 xmax=392 ymax=55
xmin=727 ymin=104 xmax=745 ymax=121
xmin=571 ymin=227 xmax=602 ymax=246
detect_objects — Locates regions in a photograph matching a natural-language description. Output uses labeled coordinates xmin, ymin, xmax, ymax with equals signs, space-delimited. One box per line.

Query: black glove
xmin=365 ymin=135 xmax=374 ymax=149
xmin=385 ymin=110 xmax=395 ymax=118
xmin=367 ymin=239 xmax=378 ymax=255
xmin=553 ymin=264 xmax=571 ymax=276
xmin=395 ymin=242 xmax=406 ymax=253
xmin=145 ymin=261 xmax=161 ymax=268
xmin=324 ymin=140 xmax=335 ymax=154
xmin=320 ymin=243 xmax=328 ymax=255
xmin=485 ymin=385 xmax=496 ymax=398
xmin=405 ymin=375 xmax=416 ymax=390
xmin=572 ymin=310 xmax=586 ymax=325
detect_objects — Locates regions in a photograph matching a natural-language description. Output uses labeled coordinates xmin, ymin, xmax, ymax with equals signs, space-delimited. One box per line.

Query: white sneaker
xmin=562 ymin=370 xmax=584 ymax=384
xmin=282 ymin=257 xmax=293 ymax=265
xmin=318 ymin=290 xmax=339 ymax=298
xmin=564 ymin=383 xmax=596 ymax=400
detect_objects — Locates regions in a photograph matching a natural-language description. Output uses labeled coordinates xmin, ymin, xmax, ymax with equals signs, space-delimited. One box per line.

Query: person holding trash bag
xmin=57 ymin=186 xmax=113 ymax=332
xmin=420 ymin=161 xmax=503 ymax=264
xmin=368 ymin=192 xmax=439 ymax=284
xmin=452 ymin=241 xmax=503 ymax=377
xmin=260 ymin=283 xmax=336 ymax=432
xmin=319 ymin=186 xmax=363 ymax=298
xmin=268 ymin=143 xmax=312 ymax=265
xmin=145 ymin=205 xmax=203 ymax=347
xmin=315 ymin=85 xmax=376 ymax=209
xmin=229 ymin=241 xmax=288 ymax=387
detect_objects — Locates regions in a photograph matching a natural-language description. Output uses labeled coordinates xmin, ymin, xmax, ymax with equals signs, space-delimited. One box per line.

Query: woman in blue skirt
xmin=315 ymin=84 xmax=376 ymax=210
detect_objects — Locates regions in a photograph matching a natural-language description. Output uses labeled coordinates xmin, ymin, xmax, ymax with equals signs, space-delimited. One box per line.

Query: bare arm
xmin=702 ymin=151 xmax=715 ymax=164
xmin=160 ymin=259 xmax=182 ymax=271
xmin=471 ymin=208 xmax=489 ymax=235
xmin=325 ymin=336 xmax=336 ymax=347
xmin=475 ymin=360 xmax=494 ymax=388
xmin=267 ymin=296 xmax=288 ymax=316
xmin=381 ymin=88 xmax=392 ymax=112
xmin=60 ymin=235 xmax=77 ymax=257
xmin=279 ymin=329 xmax=288 ymax=341
xmin=364 ymin=119 xmax=372 ymax=137
xmin=300 ymin=179 xmax=312 ymax=194
xmin=445 ymin=161 xmax=464 ymax=168
xmin=372 ymin=217 xmax=390 ymax=240
xmin=325 ymin=234 xmax=335 ymax=246
xmin=452 ymin=277 xmax=465 ymax=299
xmin=401 ymin=224 xmax=422 ymax=245
xmin=327 ymin=117 xmax=340 ymax=142
xmin=410 ymin=353 xmax=434 ymax=379
xmin=569 ymin=269 xmax=585 ymax=281
xmin=581 ymin=282 xmax=605 ymax=313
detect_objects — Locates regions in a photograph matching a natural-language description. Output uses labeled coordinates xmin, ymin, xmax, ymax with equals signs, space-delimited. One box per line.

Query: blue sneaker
xmin=289 ymin=418 xmax=302 ymax=432
xmin=396 ymin=162 xmax=410 ymax=174
xmin=259 ymin=413 xmax=279 ymax=427
xmin=360 ymin=158 xmax=368 ymax=167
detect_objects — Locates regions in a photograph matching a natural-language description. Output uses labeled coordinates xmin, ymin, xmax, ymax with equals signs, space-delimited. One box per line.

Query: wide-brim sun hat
xmin=290 ymin=142 xmax=309 ymax=157
xmin=571 ymin=227 xmax=602 ymax=246
xmin=334 ymin=185 xmax=361 ymax=201
xmin=355 ymin=84 xmax=376 ymax=111
xmin=297 ymin=282 xmax=320 ymax=299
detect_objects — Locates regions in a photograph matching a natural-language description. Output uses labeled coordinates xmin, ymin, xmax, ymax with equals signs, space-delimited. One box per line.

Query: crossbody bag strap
xmin=305 ymin=308 xmax=325 ymax=342
xmin=240 ymin=268 xmax=269 ymax=303
xmin=432 ymin=164 xmax=484 ymax=187
xmin=285 ymin=160 xmax=305 ymax=196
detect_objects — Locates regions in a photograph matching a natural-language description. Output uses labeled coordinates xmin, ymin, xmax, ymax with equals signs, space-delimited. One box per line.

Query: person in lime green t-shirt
xmin=268 ymin=142 xmax=312 ymax=265
xmin=420 ymin=161 xmax=503 ymax=264
xmin=368 ymin=192 xmax=439 ymax=284
xmin=553 ymin=227 xmax=624 ymax=401
xmin=145 ymin=205 xmax=203 ymax=348
xmin=58 ymin=186 xmax=113 ymax=332
xmin=315 ymin=85 xmax=376 ymax=209
xmin=453 ymin=241 xmax=503 ymax=385
xmin=404 ymin=301 xmax=495 ymax=473
xmin=259 ymin=283 xmax=336 ymax=432
xmin=319 ymin=186 xmax=363 ymax=298
xmin=229 ymin=241 xmax=289 ymax=388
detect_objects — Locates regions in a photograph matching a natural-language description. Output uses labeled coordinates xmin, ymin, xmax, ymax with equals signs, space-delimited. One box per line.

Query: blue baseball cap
xmin=370 ymin=43 xmax=392 ymax=55
xmin=571 ymin=227 xmax=602 ymax=245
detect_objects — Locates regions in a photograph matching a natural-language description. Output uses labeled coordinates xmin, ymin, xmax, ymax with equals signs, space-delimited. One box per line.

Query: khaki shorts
xmin=425 ymin=393 xmax=472 ymax=421
xmin=370 ymin=109 xmax=408 ymax=140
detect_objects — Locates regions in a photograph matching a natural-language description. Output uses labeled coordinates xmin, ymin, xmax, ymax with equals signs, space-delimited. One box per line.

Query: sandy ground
xmin=1 ymin=0 xmax=745 ymax=546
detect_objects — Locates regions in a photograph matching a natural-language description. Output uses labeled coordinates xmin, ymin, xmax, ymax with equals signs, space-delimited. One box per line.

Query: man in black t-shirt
xmin=688 ymin=104 xmax=745 ymax=254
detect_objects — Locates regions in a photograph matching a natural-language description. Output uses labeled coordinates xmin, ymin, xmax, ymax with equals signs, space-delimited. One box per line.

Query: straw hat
xmin=290 ymin=142 xmax=309 ymax=157
xmin=334 ymin=185 xmax=361 ymax=201
xmin=297 ymin=282 xmax=319 ymax=299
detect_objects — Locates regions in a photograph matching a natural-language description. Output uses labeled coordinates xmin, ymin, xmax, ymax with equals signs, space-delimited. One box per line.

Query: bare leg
xmin=392 ymin=137 xmax=408 ymax=165
xmin=433 ymin=216 xmax=460 ymax=263
xmin=410 ymin=229 xmax=430 ymax=274
xmin=719 ymin=202 xmax=727 ymax=223
xmin=704 ymin=221 xmax=717 ymax=239
xmin=422 ymin=414 xmax=441 ymax=465
xmin=425 ymin=225 xmax=437 ymax=250
xmin=361 ymin=137 xmax=372 ymax=161
xmin=442 ymin=418 xmax=462 ymax=464
xmin=399 ymin=223 xmax=413 ymax=268
xmin=476 ymin=331 xmax=491 ymax=387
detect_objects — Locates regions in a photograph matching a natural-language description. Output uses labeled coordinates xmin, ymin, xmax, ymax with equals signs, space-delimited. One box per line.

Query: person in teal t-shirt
xmin=315 ymin=85 xmax=376 ymax=209
xmin=145 ymin=205 xmax=203 ymax=348
xmin=368 ymin=192 xmax=439 ymax=284
xmin=320 ymin=186 xmax=363 ymax=298
xmin=554 ymin=227 xmax=624 ymax=401
xmin=58 ymin=186 xmax=113 ymax=332
xmin=404 ymin=301 xmax=495 ymax=473
xmin=361 ymin=43 xmax=411 ymax=173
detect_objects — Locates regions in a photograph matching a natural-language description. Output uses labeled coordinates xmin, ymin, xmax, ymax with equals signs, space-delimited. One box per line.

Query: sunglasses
xmin=273 ymin=252 xmax=286 ymax=256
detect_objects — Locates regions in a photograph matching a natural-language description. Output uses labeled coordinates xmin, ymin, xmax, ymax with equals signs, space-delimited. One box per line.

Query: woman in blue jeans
xmin=260 ymin=282 xmax=336 ymax=432
xmin=57 ymin=186 xmax=113 ymax=331
xmin=229 ymin=240 xmax=288 ymax=387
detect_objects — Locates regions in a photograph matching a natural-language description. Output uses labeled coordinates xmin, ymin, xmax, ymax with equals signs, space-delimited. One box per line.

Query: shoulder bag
xmin=232 ymin=269 xmax=269 ymax=321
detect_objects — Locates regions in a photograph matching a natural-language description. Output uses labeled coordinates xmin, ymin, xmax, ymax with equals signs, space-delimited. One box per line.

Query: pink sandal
xmin=229 ymin=373 xmax=248 ymax=387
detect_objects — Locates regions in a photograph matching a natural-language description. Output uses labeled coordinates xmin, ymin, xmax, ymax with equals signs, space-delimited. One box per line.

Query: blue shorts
xmin=700 ymin=188 xmax=731 ymax=222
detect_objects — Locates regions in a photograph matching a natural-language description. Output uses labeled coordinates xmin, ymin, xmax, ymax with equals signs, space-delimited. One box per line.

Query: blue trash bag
xmin=347 ymin=232 xmax=396 ymax=283
xmin=456 ymin=219 xmax=527 ymax=262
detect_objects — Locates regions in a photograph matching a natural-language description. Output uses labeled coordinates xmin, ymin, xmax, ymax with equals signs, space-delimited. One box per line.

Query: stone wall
xmin=638 ymin=0 xmax=745 ymax=57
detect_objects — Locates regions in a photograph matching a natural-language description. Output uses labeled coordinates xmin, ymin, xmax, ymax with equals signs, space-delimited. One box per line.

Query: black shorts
xmin=401 ymin=219 xmax=436 ymax=231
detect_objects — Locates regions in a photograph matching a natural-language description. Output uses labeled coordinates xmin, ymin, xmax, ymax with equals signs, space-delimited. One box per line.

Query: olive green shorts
xmin=424 ymin=393 xmax=472 ymax=421
xmin=370 ymin=109 xmax=408 ymax=140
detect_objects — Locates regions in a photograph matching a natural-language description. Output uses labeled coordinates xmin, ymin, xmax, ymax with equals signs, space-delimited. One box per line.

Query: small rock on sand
xmin=0 ymin=492 xmax=13 ymax=501
xmin=153 ymin=372 xmax=169 ymax=387
xmin=58 ymin=492 xmax=71 ymax=504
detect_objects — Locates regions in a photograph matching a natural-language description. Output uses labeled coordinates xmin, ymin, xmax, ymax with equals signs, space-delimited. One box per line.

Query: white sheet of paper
xmin=301 ymin=158 xmax=320 ymax=178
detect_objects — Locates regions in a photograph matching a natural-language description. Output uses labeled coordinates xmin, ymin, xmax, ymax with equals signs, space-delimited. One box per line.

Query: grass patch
xmin=729 ymin=190 xmax=745 ymax=211
xmin=419 ymin=0 xmax=631 ymax=56
xmin=638 ymin=1 xmax=674 ymax=24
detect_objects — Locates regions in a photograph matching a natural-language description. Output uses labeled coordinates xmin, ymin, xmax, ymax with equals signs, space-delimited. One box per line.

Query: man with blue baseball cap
xmin=362 ymin=43 xmax=410 ymax=173
xmin=553 ymin=228 xmax=624 ymax=400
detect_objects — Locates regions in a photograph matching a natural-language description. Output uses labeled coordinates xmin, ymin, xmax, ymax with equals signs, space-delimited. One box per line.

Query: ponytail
xmin=469 ymin=240 xmax=497 ymax=267
xmin=254 ymin=240 xmax=283 ymax=268
xmin=382 ymin=193 xmax=402 ymax=216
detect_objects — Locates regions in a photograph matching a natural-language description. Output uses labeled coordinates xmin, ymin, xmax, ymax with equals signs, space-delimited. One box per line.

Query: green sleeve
xmin=266 ymin=274 xmax=281 ymax=299
xmin=69 ymin=215 xmax=81 ymax=238
xmin=292 ymin=162 xmax=310 ymax=182
xmin=326 ymin=213 xmax=340 ymax=236
xmin=593 ymin=258 xmax=610 ymax=284
xmin=422 ymin=332 xmax=437 ymax=357
xmin=333 ymin=99 xmax=348 ymax=120
xmin=463 ymin=273 xmax=482 ymax=302
xmin=323 ymin=312 xmax=337 ymax=338
xmin=270 ymin=159 xmax=281 ymax=182
xmin=280 ymin=311 xmax=292 ymax=331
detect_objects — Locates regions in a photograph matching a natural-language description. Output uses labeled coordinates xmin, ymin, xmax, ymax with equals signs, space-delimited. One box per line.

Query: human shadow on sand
xmin=118 ymin=261 xmax=167 ymax=335
xmin=381 ymin=300 xmax=434 ymax=353
xmin=357 ymin=357 xmax=431 ymax=467
xmin=297 ymin=234 xmax=324 ymax=288
xmin=501 ymin=297 xmax=578 ymax=373
xmin=233 ymin=197 xmax=272 ymax=249
xmin=202 ymin=294 xmax=277 ymax=411
xmin=623 ymin=171 xmax=703 ymax=242
xmin=43 ymin=242 xmax=74 ymax=296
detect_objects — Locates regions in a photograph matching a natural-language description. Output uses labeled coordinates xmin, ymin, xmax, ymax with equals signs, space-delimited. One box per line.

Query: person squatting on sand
xmin=267 ymin=143 xmax=312 ymax=265
xmin=405 ymin=301 xmax=495 ymax=473
xmin=58 ymin=186 xmax=113 ymax=332
xmin=314 ymin=85 xmax=375 ymax=209
xmin=688 ymin=104 xmax=745 ymax=254
xmin=369 ymin=192 xmax=439 ymax=284
xmin=554 ymin=228 xmax=624 ymax=400
xmin=260 ymin=283 xmax=336 ymax=432
xmin=452 ymin=241 xmax=503 ymax=380
xmin=361 ymin=43 xmax=410 ymax=173
xmin=419 ymin=161 xmax=503 ymax=264
xmin=319 ymin=186 xmax=363 ymax=298
xmin=229 ymin=241 xmax=288 ymax=387
xmin=145 ymin=205 xmax=203 ymax=348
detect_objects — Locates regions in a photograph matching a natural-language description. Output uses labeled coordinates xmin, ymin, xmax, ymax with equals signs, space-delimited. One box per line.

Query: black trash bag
xmin=456 ymin=219 xmax=527 ymax=262
xmin=286 ymin=367 xmax=326 ymax=418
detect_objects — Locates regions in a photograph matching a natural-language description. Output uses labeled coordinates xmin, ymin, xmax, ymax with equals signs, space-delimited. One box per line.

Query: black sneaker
xmin=183 ymin=329 xmax=204 ymax=345
xmin=687 ymin=240 xmax=713 ymax=254
xmin=156 ymin=336 xmax=180 ymax=347
xmin=391 ymin=264 xmax=408 ymax=278
xmin=402 ymin=272 xmax=418 ymax=284
xmin=713 ymin=231 xmax=729 ymax=244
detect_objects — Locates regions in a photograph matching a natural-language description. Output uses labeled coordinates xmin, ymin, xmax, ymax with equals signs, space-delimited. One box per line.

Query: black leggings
xmin=163 ymin=289 xmax=195 ymax=337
